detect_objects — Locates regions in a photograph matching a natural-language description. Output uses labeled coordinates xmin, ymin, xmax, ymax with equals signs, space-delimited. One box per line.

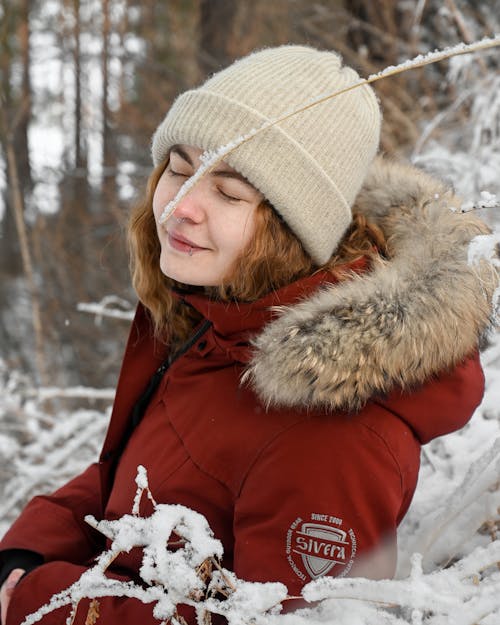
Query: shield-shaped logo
xmin=293 ymin=522 xmax=351 ymax=579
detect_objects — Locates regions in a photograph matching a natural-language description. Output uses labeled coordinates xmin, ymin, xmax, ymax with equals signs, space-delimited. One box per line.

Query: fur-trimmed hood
xmin=245 ymin=157 xmax=499 ymax=412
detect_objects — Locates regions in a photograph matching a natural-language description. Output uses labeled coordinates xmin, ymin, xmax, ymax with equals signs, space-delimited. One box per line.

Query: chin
xmin=159 ymin=250 xmax=226 ymax=287
xmin=159 ymin=263 xmax=217 ymax=287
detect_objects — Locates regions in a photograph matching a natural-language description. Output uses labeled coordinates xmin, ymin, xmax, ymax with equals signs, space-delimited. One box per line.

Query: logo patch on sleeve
xmin=286 ymin=513 xmax=357 ymax=580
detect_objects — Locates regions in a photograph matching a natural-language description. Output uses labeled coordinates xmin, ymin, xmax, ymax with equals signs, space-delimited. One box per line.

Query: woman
xmin=0 ymin=45 xmax=497 ymax=625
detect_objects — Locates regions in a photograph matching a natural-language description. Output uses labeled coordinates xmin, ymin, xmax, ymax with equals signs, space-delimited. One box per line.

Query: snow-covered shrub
xmin=19 ymin=466 xmax=500 ymax=625
xmin=20 ymin=467 xmax=288 ymax=625
xmin=413 ymin=50 xmax=500 ymax=215
xmin=0 ymin=358 xmax=109 ymax=536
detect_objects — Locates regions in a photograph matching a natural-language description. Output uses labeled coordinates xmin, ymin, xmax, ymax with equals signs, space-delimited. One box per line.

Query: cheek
xmin=152 ymin=176 xmax=176 ymax=219
xmin=220 ymin=215 xmax=254 ymax=258
xmin=238 ymin=209 xmax=257 ymax=248
xmin=152 ymin=187 xmax=166 ymax=220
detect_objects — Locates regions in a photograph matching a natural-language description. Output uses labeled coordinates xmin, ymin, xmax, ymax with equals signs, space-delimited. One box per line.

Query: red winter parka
xmin=0 ymin=159 xmax=495 ymax=625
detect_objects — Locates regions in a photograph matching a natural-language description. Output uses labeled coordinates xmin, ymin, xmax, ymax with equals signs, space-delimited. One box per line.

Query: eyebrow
xmin=170 ymin=145 xmax=257 ymax=190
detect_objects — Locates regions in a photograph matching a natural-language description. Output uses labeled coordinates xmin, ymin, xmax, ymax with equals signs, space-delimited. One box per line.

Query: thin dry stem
xmin=66 ymin=600 xmax=80 ymax=625
xmin=160 ymin=35 xmax=500 ymax=223
xmin=84 ymin=599 xmax=100 ymax=625
xmin=101 ymin=550 xmax=123 ymax=574
xmin=444 ymin=0 xmax=488 ymax=74
xmin=209 ymin=557 xmax=237 ymax=594
xmin=173 ymin=610 xmax=189 ymax=625
xmin=196 ymin=559 xmax=214 ymax=585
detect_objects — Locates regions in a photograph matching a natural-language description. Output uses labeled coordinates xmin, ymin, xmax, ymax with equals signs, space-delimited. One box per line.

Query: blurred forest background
xmin=1 ymin=0 xmax=499 ymax=398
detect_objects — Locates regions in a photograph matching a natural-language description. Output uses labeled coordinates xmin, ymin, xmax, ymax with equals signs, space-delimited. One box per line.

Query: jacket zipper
xmin=129 ymin=318 xmax=213 ymax=428
xmin=101 ymin=319 xmax=213 ymax=495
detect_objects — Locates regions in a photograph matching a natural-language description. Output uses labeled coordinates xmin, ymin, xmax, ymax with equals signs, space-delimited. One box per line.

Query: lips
xmin=167 ymin=230 xmax=207 ymax=254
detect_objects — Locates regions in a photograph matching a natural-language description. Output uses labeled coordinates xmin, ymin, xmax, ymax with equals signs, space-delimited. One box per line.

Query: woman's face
xmin=153 ymin=144 xmax=263 ymax=286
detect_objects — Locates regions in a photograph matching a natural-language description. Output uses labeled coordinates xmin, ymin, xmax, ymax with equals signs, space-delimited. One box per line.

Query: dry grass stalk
xmin=444 ymin=0 xmax=488 ymax=74
xmin=173 ymin=610 xmax=189 ymax=625
xmin=84 ymin=599 xmax=100 ymax=625
xmin=101 ymin=550 xmax=122 ymax=574
xmin=160 ymin=35 xmax=500 ymax=226
xmin=200 ymin=610 xmax=212 ymax=625
xmin=67 ymin=593 xmax=100 ymax=625
xmin=196 ymin=559 xmax=214 ymax=586
xmin=208 ymin=557 xmax=237 ymax=595
xmin=66 ymin=600 xmax=80 ymax=625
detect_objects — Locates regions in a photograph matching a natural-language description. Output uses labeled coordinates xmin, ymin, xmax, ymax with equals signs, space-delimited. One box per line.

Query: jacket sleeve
xmin=0 ymin=463 xmax=104 ymax=566
xmin=1 ymin=470 xmax=199 ymax=625
xmin=376 ymin=351 xmax=485 ymax=444
xmin=232 ymin=407 xmax=420 ymax=598
xmin=232 ymin=352 xmax=484 ymax=599
xmin=0 ymin=549 xmax=43 ymax=588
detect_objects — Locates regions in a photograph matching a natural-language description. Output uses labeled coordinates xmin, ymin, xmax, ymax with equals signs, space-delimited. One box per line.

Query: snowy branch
xmin=303 ymin=544 xmax=500 ymax=624
xmin=34 ymin=386 xmax=115 ymax=401
xmin=19 ymin=465 xmax=500 ymax=625
xmin=20 ymin=466 xmax=286 ymax=625
xmin=77 ymin=296 xmax=135 ymax=323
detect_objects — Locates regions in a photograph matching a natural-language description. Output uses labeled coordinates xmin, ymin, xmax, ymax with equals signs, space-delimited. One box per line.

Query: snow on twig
xmin=19 ymin=465 xmax=500 ymax=625
xmin=365 ymin=36 xmax=500 ymax=81
xmin=158 ymin=127 xmax=269 ymax=224
xmin=461 ymin=192 xmax=500 ymax=213
xmin=77 ymin=296 xmax=134 ymax=323
xmin=21 ymin=466 xmax=286 ymax=625
xmin=302 ymin=543 xmax=500 ymax=623
xmin=0 ymin=408 xmax=108 ymax=531
xmin=159 ymin=34 xmax=500 ymax=225
xmin=132 ymin=464 xmax=157 ymax=514
xmin=398 ymin=437 xmax=500 ymax=574
xmin=34 ymin=386 xmax=115 ymax=401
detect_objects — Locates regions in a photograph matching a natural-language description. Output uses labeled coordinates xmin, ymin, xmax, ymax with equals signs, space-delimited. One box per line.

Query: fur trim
xmin=245 ymin=157 xmax=499 ymax=412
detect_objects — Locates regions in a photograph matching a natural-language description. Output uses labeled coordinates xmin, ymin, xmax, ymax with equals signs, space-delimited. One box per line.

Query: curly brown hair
xmin=128 ymin=160 xmax=387 ymax=346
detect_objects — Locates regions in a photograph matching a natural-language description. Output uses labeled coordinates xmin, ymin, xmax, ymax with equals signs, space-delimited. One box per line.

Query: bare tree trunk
xmin=15 ymin=0 xmax=33 ymax=191
xmin=1 ymin=106 xmax=48 ymax=384
xmin=73 ymin=0 xmax=85 ymax=174
xmin=102 ymin=0 xmax=111 ymax=176
xmin=167 ymin=0 xmax=201 ymax=88
xmin=0 ymin=1 xmax=45 ymax=380
xmin=116 ymin=0 xmax=129 ymax=111
xmin=198 ymin=0 xmax=238 ymax=74
xmin=101 ymin=0 xmax=120 ymax=220
xmin=0 ymin=0 xmax=22 ymax=275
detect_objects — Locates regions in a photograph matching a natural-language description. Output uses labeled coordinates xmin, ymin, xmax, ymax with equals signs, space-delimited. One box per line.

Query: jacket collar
xmin=177 ymin=260 xmax=367 ymax=341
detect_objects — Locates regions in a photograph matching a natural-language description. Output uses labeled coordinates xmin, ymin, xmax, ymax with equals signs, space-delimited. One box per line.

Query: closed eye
xmin=217 ymin=187 xmax=241 ymax=202
xmin=167 ymin=166 xmax=189 ymax=178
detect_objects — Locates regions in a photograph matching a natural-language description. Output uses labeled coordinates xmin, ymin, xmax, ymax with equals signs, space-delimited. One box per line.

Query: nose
xmin=170 ymin=184 xmax=206 ymax=225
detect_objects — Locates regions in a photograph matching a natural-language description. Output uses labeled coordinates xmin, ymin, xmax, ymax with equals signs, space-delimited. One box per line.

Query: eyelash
xmin=217 ymin=188 xmax=241 ymax=202
xmin=167 ymin=167 xmax=188 ymax=178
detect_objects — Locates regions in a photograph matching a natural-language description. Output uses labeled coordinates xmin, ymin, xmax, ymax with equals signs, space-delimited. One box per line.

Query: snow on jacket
xmin=0 ymin=158 xmax=496 ymax=625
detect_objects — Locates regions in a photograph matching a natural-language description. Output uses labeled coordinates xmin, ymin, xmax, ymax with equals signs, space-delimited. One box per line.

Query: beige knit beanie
xmin=151 ymin=45 xmax=381 ymax=264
